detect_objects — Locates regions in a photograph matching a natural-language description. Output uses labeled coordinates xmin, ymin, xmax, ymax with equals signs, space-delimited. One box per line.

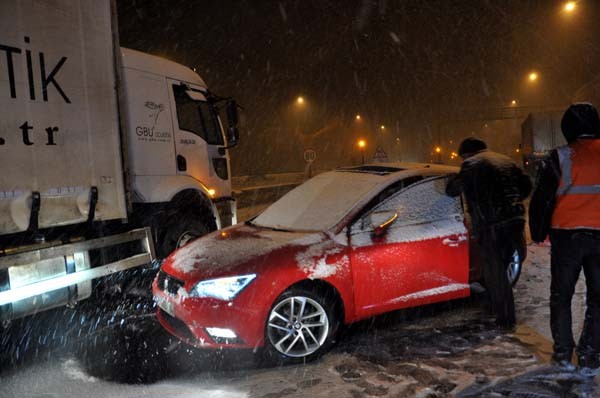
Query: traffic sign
xmin=372 ymin=146 xmax=388 ymax=163
xmin=304 ymin=149 xmax=317 ymax=163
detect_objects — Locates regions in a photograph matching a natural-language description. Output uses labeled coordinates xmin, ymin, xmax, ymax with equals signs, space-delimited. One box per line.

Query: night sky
xmin=117 ymin=0 xmax=600 ymax=174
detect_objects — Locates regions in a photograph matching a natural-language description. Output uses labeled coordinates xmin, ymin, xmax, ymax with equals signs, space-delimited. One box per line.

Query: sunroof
xmin=336 ymin=165 xmax=405 ymax=175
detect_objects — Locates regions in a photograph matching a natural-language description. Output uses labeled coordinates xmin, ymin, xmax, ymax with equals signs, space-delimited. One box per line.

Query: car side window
xmin=352 ymin=175 xmax=424 ymax=222
xmin=352 ymin=176 xmax=463 ymax=233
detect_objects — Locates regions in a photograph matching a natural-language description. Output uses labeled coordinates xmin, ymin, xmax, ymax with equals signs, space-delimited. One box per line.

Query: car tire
xmin=261 ymin=287 xmax=341 ymax=365
xmin=158 ymin=210 xmax=215 ymax=258
xmin=507 ymin=249 xmax=522 ymax=287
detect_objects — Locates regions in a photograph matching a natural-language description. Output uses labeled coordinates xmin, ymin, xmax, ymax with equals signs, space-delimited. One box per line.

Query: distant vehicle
xmin=0 ymin=0 xmax=239 ymax=322
xmin=521 ymin=111 xmax=565 ymax=176
xmin=153 ymin=163 xmax=522 ymax=363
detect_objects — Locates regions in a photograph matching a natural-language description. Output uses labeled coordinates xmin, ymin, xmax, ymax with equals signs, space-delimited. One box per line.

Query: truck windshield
xmin=173 ymin=85 xmax=224 ymax=145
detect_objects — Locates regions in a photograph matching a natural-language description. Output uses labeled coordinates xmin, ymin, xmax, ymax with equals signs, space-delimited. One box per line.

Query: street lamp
xmin=355 ymin=114 xmax=361 ymax=121
xmin=434 ymin=146 xmax=442 ymax=163
xmin=528 ymin=71 xmax=539 ymax=82
xmin=380 ymin=125 xmax=385 ymax=130
xmin=293 ymin=96 xmax=307 ymax=137
xmin=511 ymin=99 xmax=517 ymax=106
xmin=358 ymin=139 xmax=367 ymax=164
xmin=564 ymin=1 xmax=576 ymax=12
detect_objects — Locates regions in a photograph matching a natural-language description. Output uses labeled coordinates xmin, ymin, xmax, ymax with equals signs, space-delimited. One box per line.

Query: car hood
xmin=161 ymin=223 xmax=328 ymax=281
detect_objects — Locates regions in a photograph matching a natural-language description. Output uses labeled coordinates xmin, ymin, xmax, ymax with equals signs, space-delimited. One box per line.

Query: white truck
xmin=0 ymin=0 xmax=239 ymax=322
xmin=521 ymin=111 xmax=565 ymax=176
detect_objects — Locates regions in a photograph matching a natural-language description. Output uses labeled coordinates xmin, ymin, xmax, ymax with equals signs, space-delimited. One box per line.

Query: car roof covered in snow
xmin=252 ymin=163 xmax=458 ymax=233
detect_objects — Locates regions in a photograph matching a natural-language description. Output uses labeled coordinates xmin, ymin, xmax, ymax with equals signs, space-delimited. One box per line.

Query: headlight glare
xmin=190 ymin=274 xmax=256 ymax=300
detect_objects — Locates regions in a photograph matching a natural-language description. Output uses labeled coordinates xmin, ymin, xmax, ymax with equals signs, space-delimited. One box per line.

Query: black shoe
xmin=579 ymin=367 xmax=600 ymax=377
xmin=552 ymin=350 xmax=574 ymax=363
xmin=495 ymin=319 xmax=516 ymax=332
xmin=578 ymin=355 xmax=600 ymax=377
xmin=552 ymin=351 xmax=575 ymax=371
xmin=553 ymin=359 xmax=576 ymax=372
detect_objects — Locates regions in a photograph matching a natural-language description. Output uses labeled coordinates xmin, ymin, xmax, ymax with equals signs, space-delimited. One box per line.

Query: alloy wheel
xmin=267 ymin=296 xmax=329 ymax=358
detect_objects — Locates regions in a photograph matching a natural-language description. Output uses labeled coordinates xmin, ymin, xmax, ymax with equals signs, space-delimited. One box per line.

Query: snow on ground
xmin=0 ymin=239 xmax=597 ymax=397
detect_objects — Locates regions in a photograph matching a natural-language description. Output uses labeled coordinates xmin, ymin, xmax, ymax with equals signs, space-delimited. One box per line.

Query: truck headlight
xmin=190 ymin=274 xmax=256 ymax=301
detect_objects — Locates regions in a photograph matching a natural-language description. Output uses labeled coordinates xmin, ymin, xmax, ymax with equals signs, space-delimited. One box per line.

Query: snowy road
xmin=0 ymin=243 xmax=598 ymax=397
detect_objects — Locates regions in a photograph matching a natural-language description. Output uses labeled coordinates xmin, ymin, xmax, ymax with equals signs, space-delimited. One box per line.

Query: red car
xmin=153 ymin=164 xmax=521 ymax=362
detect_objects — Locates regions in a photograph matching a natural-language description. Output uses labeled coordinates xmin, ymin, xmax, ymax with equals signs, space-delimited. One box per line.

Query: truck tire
xmin=157 ymin=209 xmax=216 ymax=258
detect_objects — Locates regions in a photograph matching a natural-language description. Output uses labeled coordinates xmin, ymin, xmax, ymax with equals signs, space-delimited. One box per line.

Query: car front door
xmin=350 ymin=176 xmax=470 ymax=319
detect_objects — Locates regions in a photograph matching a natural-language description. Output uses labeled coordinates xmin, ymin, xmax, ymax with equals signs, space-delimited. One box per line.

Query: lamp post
xmin=293 ymin=95 xmax=307 ymax=135
xmin=435 ymin=146 xmax=442 ymax=164
xmin=358 ymin=139 xmax=367 ymax=165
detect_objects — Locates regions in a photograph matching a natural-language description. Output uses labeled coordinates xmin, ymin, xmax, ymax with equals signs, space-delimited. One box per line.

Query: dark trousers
xmin=478 ymin=220 xmax=526 ymax=327
xmin=549 ymin=229 xmax=600 ymax=362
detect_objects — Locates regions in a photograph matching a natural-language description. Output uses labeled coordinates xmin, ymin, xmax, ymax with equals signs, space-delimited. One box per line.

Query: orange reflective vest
xmin=552 ymin=138 xmax=600 ymax=229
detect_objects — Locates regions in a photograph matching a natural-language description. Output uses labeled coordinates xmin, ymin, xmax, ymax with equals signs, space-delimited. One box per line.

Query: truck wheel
xmin=158 ymin=211 xmax=216 ymax=258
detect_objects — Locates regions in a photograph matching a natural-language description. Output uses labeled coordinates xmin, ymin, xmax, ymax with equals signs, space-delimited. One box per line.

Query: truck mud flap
xmin=0 ymin=228 xmax=155 ymax=307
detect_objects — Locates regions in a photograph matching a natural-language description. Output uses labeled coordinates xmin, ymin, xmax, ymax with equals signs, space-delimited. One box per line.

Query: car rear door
xmin=349 ymin=176 xmax=470 ymax=319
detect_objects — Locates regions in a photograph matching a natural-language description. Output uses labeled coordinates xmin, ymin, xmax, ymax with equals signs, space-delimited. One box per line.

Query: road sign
xmin=304 ymin=149 xmax=317 ymax=163
xmin=372 ymin=146 xmax=388 ymax=163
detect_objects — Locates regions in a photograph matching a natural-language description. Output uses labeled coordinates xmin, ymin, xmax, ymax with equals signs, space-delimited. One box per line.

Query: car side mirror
xmin=370 ymin=211 xmax=398 ymax=237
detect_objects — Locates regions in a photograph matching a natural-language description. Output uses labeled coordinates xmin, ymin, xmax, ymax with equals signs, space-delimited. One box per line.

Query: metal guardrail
xmin=232 ymin=172 xmax=305 ymax=192
xmin=232 ymin=172 xmax=310 ymax=209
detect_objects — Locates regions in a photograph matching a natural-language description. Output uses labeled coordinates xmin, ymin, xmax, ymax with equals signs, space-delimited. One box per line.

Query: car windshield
xmin=251 ymin=171 xmax=384 ymax=232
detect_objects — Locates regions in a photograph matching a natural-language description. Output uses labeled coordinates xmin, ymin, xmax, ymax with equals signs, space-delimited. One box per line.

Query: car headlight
xmin=190 ymin=274 xmax=257 ymax=301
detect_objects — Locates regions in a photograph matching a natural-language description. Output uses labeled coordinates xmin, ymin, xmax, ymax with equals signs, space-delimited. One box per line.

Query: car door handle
xmin=442 ymin=235 xmax=467 ymax=247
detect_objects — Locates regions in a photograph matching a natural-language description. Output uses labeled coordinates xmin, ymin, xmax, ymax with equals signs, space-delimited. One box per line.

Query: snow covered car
xmin=152 ymin=163 xmax=522 ymax=363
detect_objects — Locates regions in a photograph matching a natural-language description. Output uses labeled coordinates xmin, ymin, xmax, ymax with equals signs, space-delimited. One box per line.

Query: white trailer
xmin=0 ymin=0 xmax=239 ymax=321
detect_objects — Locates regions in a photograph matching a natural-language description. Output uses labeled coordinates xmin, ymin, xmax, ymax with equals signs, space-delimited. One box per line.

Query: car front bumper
xmin=152 ymin=277 xmax=264 ymax=350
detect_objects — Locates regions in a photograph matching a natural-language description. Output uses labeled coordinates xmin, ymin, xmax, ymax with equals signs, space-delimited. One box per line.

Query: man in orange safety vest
xmin=529 ymin=103 xmax=600 ymax=374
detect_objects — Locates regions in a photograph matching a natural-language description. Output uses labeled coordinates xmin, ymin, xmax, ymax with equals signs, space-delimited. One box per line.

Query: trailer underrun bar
xmin=0 ymin=227 xmax=155 ymax=306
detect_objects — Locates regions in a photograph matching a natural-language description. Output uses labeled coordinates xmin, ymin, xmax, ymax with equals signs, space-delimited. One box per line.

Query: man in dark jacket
xmin=529 ymin=103 xmax=600 ymax=373
xmin=446 ymin=138 xmax=532 ymax=328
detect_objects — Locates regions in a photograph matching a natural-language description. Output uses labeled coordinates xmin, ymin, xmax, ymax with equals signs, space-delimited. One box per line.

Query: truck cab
xmin=121 ymin=48 xmax=239 ymax=256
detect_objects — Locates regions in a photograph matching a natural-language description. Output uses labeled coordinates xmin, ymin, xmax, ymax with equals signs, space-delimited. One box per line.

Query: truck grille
xmin=156 ymin=271 xmax=184 ymax=295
